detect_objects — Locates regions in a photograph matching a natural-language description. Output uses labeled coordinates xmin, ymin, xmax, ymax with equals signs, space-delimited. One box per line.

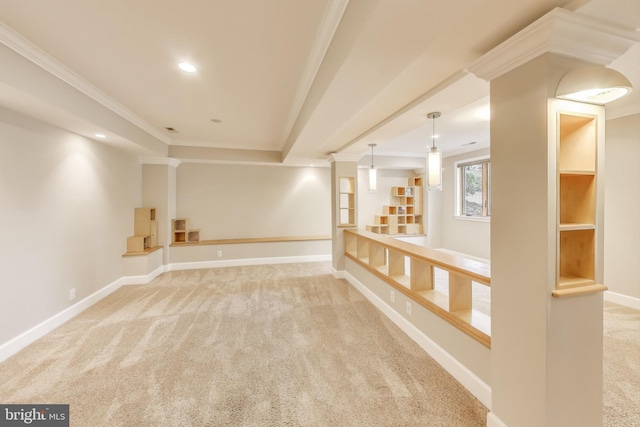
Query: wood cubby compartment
xmin=559 ymin=229 xmax=595 ymax=287
xmin=559 ymin=173 xmax=595 ymax=226
xmin=366 ymin=177 xmax=424 ymax=235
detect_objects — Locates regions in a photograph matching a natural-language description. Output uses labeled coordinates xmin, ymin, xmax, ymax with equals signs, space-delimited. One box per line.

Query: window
xmin=456 ymin=157 xmax=490 ymax=219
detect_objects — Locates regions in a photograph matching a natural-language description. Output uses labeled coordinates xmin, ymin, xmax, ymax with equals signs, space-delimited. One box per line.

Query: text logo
xmin=0 ymin=405 xmax=69 ymax=426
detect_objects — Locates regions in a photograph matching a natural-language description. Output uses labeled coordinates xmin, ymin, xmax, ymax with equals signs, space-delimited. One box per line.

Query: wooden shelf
xmin=170 ymin=235 xmax=331 ymax=247
xmin=554 ymin=108 xmax=601 ymax=296
xmin=339 ymin=176 xmax=356 ymax=227
xmin=552 ymin=283 xmax=608 ymax=298
xmin=559 ymin=223 xmax=595 ymax=231
xmin=344 ymin=229 xmax=491 ymax=348
xmin=123 ymin=246 xmax=162 ymax=257
xmin=368 ymin=177 xmax=423 ymax=236
xmin=172 ymin=218 xmax=201 ymax=243
xmin=126 ymin=208 xmax=157 ymax=252
xmin=559 ymin=170 xmax=595 ymax=175
xmin=558 ymin=275 xmax=595 ymax=288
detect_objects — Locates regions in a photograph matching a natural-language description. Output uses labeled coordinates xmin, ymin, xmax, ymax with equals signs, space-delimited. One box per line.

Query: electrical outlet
xmin=406 ymin=301 xmax=412 ymax=316
xmin=217 ymin=250 xmax=222 ymax=257
xmin=390 ymin=290 xmax=395 ymax=303
xmin=69 ymin=288 xmax=76 ymax=301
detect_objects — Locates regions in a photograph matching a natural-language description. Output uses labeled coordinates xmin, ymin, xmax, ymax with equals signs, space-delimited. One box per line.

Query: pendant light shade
xmin=426 ymin=112 xmax=442 ymax=191
xmin=556 ymin=66 xmax=632 ymax=105
xmin=368 ymin=143 xmax=377 ymax=193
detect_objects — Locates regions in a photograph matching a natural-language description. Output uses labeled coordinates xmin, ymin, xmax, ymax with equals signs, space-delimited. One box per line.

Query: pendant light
xmin=427 ymin=112 xmax=442 ymax=191
xmin=368 ymin=143 xmax=377 ymax=193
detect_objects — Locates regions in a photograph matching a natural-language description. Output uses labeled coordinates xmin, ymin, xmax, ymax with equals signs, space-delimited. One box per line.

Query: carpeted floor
xmin=0 ymin=262 xmax=637 ymax=426
xmin=603 ymin=301 xmax=640 ymax=426
xmin=0 ymin=262 xmax=488 ymax=426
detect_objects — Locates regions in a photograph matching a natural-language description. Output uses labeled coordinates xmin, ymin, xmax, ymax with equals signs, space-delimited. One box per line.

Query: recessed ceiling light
xmin=210 ymin=118 xmax=222 ymax=123
xmin=165 ymin=127 xmax=179 ymax=133
xmin=178 ymin=62 xmax=196 ymax=73
xmin=95 ymin=133 xmax=106 ymax=138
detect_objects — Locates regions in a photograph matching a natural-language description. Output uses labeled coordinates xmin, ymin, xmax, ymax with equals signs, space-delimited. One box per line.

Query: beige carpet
xmin=603 ymin=301 xmax=640 ymax=426
xmin=0 ymin=262 xmax=488 ymax=426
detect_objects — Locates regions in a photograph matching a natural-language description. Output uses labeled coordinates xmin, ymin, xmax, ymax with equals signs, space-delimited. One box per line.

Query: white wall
xmin=604 ymin=113 xmax=640 ymax=301
xmin=176 ymin=163 xmax=331 ymax=240
xmin=0 ymin=107 xmax=140 ymax=345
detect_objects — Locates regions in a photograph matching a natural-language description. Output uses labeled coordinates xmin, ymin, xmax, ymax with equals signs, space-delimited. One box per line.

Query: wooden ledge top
xmin=345 ymin=229 xmax=490 ymax=284
xmin=122 ymin=246 xmax=163 ymax=257
xmin=552 ymin=284 xmax=608 ymax=298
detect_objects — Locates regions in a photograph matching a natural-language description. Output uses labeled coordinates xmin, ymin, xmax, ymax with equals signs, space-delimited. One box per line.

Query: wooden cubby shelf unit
xmin=125 ymin=208 xmax=158 ymax=254
xmin=338 ymin=176 xmax=356 ymax=227
xmin=172 ymin=218 xmax=201 ymax=244
xmin=345 ymin=229 xmax=491 ymax=347
xmin=366 ymin=176 xmax=424 ymax=236
xmin=553 ymin=107 xmax=606 ymax=297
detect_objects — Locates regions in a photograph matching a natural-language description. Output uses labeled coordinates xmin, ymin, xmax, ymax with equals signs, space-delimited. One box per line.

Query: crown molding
xmin=327 ymin=152 xmax=363 ymax=163
xmin=468 ymin=8 xmax=640 ymax=81
xmin=0 ymin=21 xmax=171 ymax=145
xmin=139 ymin=157 xmax=182 ymax=167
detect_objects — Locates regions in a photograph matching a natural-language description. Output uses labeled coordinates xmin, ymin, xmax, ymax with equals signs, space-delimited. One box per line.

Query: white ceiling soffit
xmin=0 ymin=0 xmax=637 ymax=166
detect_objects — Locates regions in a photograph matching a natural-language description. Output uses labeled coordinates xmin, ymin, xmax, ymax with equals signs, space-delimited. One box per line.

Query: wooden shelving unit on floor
xmin=366 ymin=176 xmax=424 ymax=236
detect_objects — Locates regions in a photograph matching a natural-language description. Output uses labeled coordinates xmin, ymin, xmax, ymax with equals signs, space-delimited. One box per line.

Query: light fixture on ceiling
xmin=368 ymin=143 xmax=377 ymax=193
xmin=95 ymin=133 xmax=106 ymax=139
xmin=178 ymin=62 xmax=197 ymax=73
xmin=556 ymin=66 xmax=632 ymax=105
xmin=427 ymin=112 xmax=442 ymax=191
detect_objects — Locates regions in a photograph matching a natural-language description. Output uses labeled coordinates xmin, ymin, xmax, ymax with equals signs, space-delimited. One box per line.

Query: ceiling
xmin=0 ymin=0 xmax=638 ymax=168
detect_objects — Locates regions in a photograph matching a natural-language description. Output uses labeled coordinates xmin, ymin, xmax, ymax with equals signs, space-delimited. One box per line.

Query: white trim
xmin=468 ymin=8 xmax=640 ymax=81
xmin=343 ymin=270 xmax=492 ymax=408
xmin=331 ymin=268 xmax=346 ymax=279
xmin=454 ymin=154 xmax=491 ymax=220
xmin=0 ymin=21 xmax=170 ymax=145
xmin=327 ymin=152 xmax=363 ymax=163
xmin=487 ymin=412 xmax=509 ymax=427
xmin=604 ymin=290 xmax=640 ymax=310
xmin=454 ymin=215 xmax=490 ymax=223
xmin=121 ymin=265 xmax=165 ymax=286
xmin=167 ymin=254 xmax=331 ymax=271
xmin=0 ymin=277 xmax=125 ymax=363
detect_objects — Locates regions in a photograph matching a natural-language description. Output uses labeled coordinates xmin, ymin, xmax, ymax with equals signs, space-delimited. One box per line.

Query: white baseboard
xmin=604 ymin=290 xmax=640 ymax=310
xmin=121 ymin=265 xmax=165 ymax=285
xmin=331 ymin=268 xmax=345 ymax=279
xmin=343 ymin=270 xmax=492 ymax=409
xmin=0 ymin=277 xmax=125 ymax=363
xmin=167 ymin=254 xmax=331 ymax=271
xmin=487 ymin=412 xmax=508 ymax=427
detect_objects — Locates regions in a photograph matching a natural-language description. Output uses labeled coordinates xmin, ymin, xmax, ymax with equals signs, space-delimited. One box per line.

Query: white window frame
xmin=454 ymin=155 xmax=491 ymax=222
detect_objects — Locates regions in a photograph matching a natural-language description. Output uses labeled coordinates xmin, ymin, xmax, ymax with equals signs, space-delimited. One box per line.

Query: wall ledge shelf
xmin=122 ymin=246 xmax=163 ymax=257
xmin=552 ymin=283 xmax=608 ymax=298
xmin=170 ymin=235 xmax=331 ymax=247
